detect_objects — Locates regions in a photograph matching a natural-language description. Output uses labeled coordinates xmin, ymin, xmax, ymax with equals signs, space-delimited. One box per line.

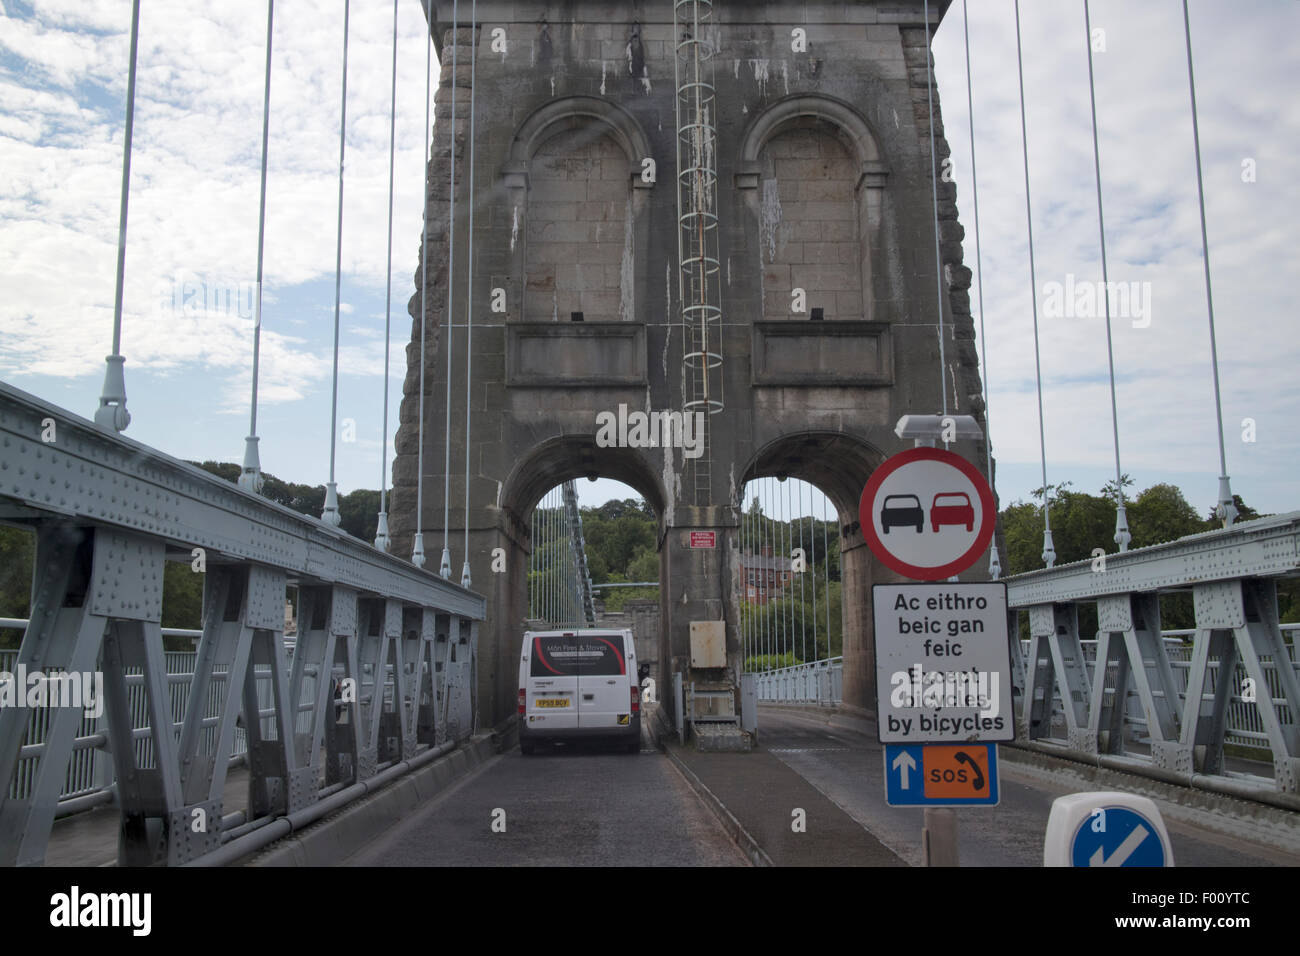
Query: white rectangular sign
xmin=873 ymin=582 xmax=1013 ymax=744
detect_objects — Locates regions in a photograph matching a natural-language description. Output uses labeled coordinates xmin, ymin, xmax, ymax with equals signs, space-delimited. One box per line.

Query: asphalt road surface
xmin=343 ymin=738 xmax=749 ymax=867
xmin=756 ymin=708 xmax=1300 ymax=867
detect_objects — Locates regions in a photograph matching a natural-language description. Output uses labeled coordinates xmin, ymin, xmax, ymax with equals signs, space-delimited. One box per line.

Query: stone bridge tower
xmin=389 ymin=0 xmax=991 ymax=729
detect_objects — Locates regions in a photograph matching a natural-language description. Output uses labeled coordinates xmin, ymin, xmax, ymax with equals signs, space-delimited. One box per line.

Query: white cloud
xmin=0 ymin=0 xmax=1295 ymax=516
xmin=933 ymin=0 xmax=1300 ymax=513
xmin=0 ymin=0 xmax=438 ymax=387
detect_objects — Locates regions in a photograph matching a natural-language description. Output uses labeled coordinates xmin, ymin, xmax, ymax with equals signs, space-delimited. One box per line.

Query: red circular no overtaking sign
xmin=859 ymin=447 xmax=996 ymax=580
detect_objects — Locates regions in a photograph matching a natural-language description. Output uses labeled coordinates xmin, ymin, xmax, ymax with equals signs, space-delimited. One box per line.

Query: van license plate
xmin=535 ymin=698 xmax=569 ymax=708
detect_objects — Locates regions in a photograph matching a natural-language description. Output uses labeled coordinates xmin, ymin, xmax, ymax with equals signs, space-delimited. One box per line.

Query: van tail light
xmin=630 ymin=684 xmax=640 ymax=713
xmin=518 ymin=688 xmax=526 ymax=715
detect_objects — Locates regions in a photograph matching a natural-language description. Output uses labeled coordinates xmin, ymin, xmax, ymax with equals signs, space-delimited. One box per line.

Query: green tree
xmin=580 ymin=500 xmax=656 ymax=584
xmin=0 ymin=525 xmax=35 ymax=649
xmin=161 ymin=562 xmax=204 ymax=633
xmin=626 ymin=549 xmax=658 ymax=583
xmin=1001 ymin=500 xmax=1048 ymax=574
xmin=340 ymin=488 xmax=381 ymax=543
xmin=1127 ymin=483 xmax=1203 ymax=548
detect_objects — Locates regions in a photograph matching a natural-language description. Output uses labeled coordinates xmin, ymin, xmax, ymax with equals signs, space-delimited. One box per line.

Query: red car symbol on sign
xmin=930 ymin=492 xmax=975 ymax=533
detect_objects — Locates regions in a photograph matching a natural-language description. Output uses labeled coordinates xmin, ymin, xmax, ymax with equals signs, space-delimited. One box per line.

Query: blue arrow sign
xmin=883 ymin=743 xmax=1000 ymax=807
xmin=1070 ymin=806 xmax=1167 ymax=867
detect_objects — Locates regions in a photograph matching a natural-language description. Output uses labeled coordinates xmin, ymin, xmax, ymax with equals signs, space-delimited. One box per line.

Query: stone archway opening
xmin=523 ymin=473 xmax=663 ymax=702
xmin=737 ymin=432 xmax=888 ymax=714
xmin=476 ymin=437 xmax=669 ymax=725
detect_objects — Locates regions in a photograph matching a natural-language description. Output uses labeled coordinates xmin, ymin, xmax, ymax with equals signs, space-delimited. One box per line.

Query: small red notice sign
xmin=690 ymin=531 xmax=716 ymax=549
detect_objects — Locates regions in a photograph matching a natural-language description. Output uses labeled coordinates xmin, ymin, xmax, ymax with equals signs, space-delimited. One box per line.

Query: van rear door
xmin=527 ymin=633 xmax=579 ymax=731
xmin=575 ymin=633 xmax=632 ymax=730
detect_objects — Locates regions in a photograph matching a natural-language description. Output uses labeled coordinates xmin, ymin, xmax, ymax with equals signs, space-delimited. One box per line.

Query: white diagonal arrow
xmin=1089 ymin=824 xmax=1150 ymax=867
xmin=892 ymin=749 xmax=917 ymax=789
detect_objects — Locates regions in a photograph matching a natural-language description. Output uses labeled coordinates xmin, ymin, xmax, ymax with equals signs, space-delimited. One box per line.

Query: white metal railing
xmin=1021 ymin=624 xmax=1300 ymax=755
xmin=752 ymin=657 xmax=843 ymax=704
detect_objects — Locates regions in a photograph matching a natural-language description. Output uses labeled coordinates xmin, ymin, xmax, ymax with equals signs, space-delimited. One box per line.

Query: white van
xmin=518 ymin=629 xmax=641 ymax=754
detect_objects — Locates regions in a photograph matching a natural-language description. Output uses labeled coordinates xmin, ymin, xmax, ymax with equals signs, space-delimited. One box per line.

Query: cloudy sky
xmin=1 ymin=0 xmax=1296 ymax=529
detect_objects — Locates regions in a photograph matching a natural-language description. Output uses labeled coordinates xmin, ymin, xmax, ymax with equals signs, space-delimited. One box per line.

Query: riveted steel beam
xmin=0 ymin=381 xmax=485 ymax=621
xmin=1005 ymin=512 xmax=1300 ymax=607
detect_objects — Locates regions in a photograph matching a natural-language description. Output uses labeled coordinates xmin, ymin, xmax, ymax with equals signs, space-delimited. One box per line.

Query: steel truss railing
xmin=1006 ymin=512 xmax=1300 ymax=795
xmin=0 ymin=381 xmax=485 ymax=865
xmin=1021 ymin=631 xmax=1300 ymax=756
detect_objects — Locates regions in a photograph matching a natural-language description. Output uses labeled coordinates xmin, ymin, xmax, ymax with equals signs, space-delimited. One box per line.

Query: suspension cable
xmin=239 ymin=0 xmax=275 ymax=493
xmin=759 ymin=478 xmax=767 ymax=669
xmin=809 ymin=484 xmax=819 ymax=662
xmin=321 ymin=0 xmax=351 ymax=527
xmin=1013 ymin=0 xmax=1054 ymax=567
xmin=1082 ymin=0 xmax=1131 ymax=552
xmin=413 ymin=7 xmax=432 ymax=569
xmin=790 ymin=478 xmax=800 ymax=665
xmin=375 ymin=0 xmax=399 ymax=550
xmin=94 ymin=0 xmax=141 ymax=435
xmin=1181 ymin=0 xmax=1236 ymax=527
xmin=783 ymin=477 xmax=792 ymax=665
xmin=440 ymin=0 xmax=461 ymax=580
xmin=761 ymin=478 xmax=769 ymax=669
xmin=961 ymin=0 xmax=1001 ymax=579
xmin=743 ymin=491 xmax=750 ymax=669
xmin=461 ymin=0 xmax=478 ymax=587
xmin=922 ymin=0 xmax=948 ymax=417
xmin=822 ymin=490 xmax=831 ymax=653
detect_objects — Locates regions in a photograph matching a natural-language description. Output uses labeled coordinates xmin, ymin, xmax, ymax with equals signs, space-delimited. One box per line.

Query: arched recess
xmin=500 ymin=435 xmax=666 ymax=528
xmin=737 ymin=430 xmax=890 ymax=713
xmin=501 ymin=97 xmax=654 ymax=325
xmin=734 ymin=94 xmax=889 ymax=323
xmin=740 ymin=430 xmax=887 ymax=520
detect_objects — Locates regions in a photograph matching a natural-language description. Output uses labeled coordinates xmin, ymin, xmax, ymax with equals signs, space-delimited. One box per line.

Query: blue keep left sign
xmin=1070 ymin=805 xmax=1168 ymax=867
xmin=1044 ymin=792 xmax=1174 ymax=867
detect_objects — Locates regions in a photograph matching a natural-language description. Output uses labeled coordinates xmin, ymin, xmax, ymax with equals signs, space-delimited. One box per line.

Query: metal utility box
xmin=689 ymin=621 xmax=726 ymax=668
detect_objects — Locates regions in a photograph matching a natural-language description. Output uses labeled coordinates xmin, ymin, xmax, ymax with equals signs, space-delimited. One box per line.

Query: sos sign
xmin=884 ymin=743 xmax=1000 ymax=806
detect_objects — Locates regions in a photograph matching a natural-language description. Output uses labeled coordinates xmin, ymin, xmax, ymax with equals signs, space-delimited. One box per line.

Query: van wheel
xmin=520 ymin=740 xmax=535 ymax=756
xmin=625 ymin=738 xmax=640 ymax=754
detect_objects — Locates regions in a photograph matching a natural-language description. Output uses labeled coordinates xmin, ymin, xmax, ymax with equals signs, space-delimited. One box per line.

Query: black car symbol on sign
xmin=880 ymin=494 xmax=924 ymax=534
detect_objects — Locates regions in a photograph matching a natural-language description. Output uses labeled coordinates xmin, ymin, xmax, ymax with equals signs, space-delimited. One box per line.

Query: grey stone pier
xmin=390 ymin=0 xmax=992 ymax=731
